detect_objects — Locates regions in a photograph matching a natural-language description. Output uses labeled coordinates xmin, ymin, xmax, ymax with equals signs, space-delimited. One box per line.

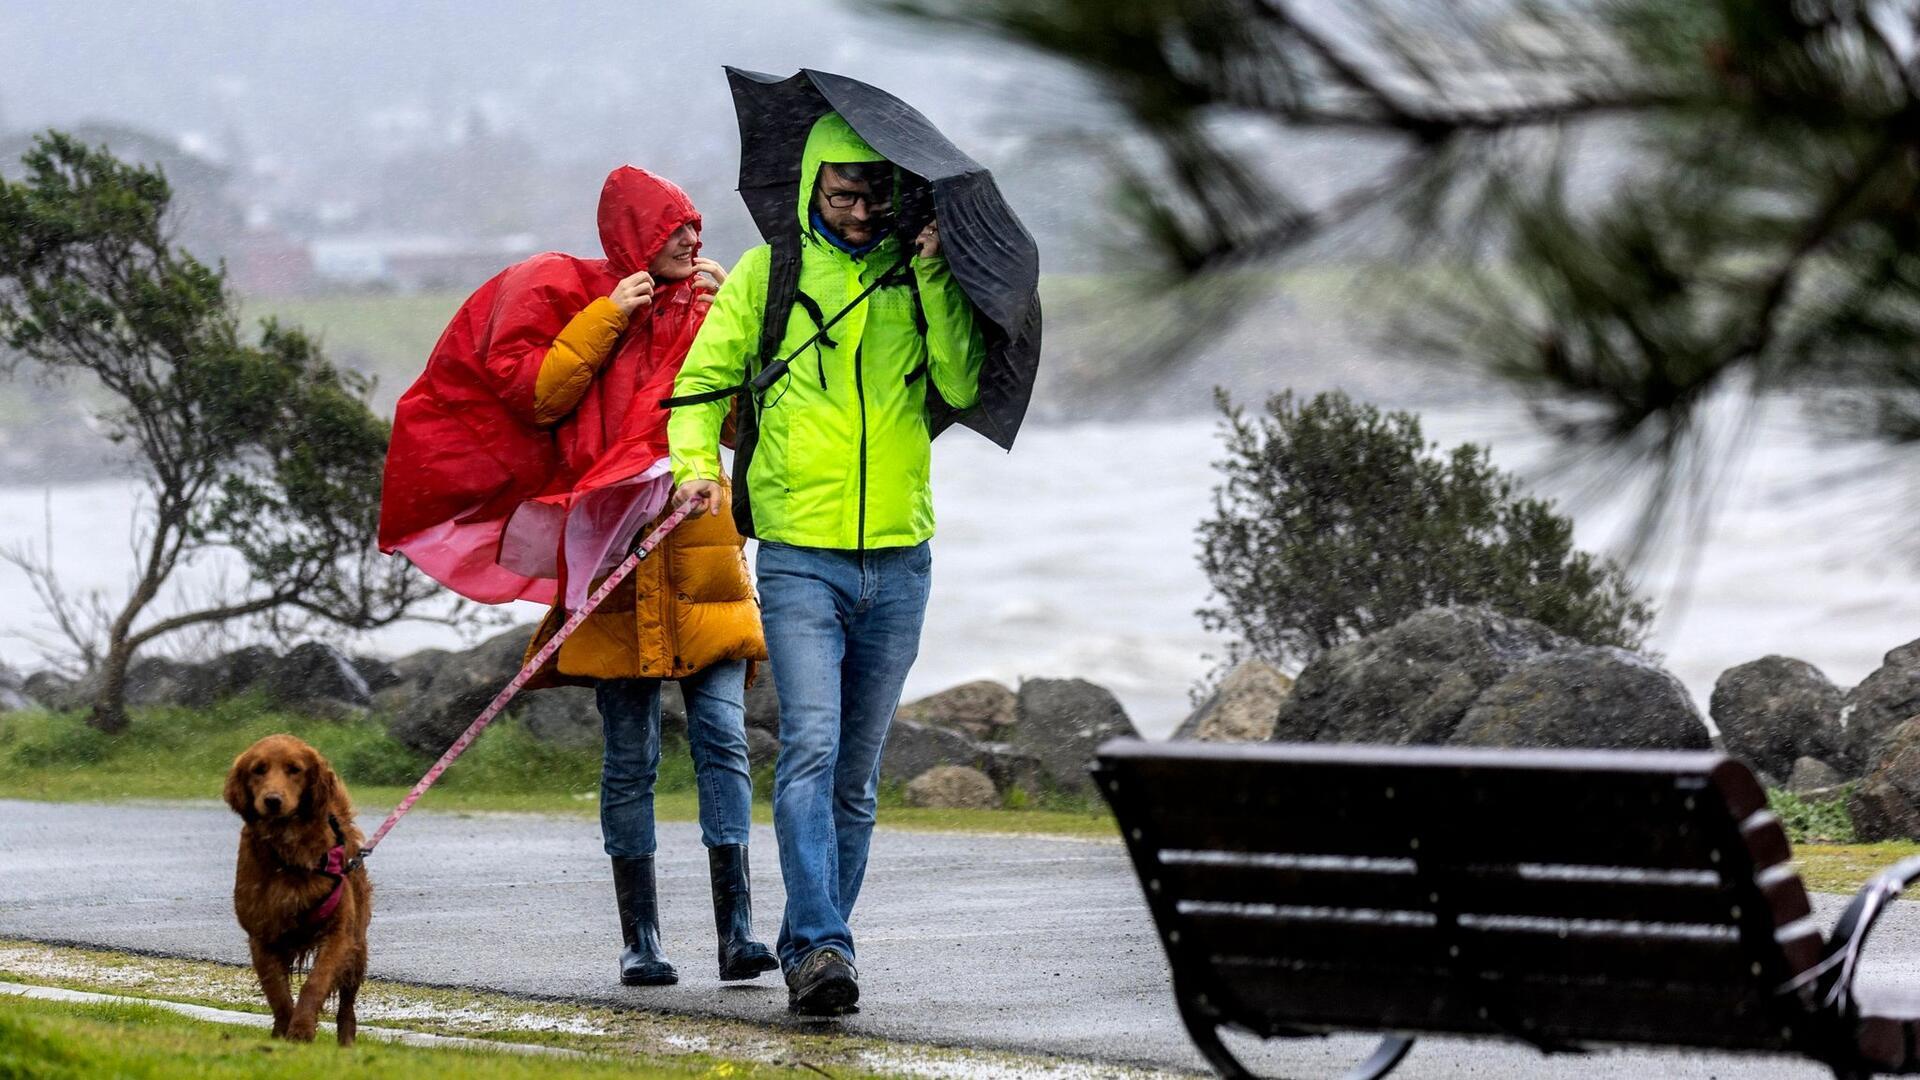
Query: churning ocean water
xmin=3 ymin=405 xmax=1917 ymax=739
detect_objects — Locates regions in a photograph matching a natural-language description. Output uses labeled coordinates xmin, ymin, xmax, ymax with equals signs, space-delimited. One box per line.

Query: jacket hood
xmin=598 ymin=166 xmax=701 ymax=276
xmin=797 ymin=112 xmax=887 ymax=235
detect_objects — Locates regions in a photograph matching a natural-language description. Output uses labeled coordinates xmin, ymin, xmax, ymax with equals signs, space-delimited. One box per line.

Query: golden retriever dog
xmin=224 ymin=734 xmax=372 ymax=1045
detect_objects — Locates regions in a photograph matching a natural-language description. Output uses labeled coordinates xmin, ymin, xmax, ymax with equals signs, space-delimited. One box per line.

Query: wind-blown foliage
xmin=1198 ymin=390 xmax=1654 ymax=669
xmin=884 ymin=0 xmax=1920 ymax=514
xmin=0 ymin=132 xmax=434 ymax=731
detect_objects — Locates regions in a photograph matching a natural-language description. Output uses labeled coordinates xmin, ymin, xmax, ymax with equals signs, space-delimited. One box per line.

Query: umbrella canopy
xmin=725 ymin=66 xmax=1041 ymax=450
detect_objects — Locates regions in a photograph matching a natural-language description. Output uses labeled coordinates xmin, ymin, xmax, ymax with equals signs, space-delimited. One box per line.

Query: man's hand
xmin=914 ymin=218 xmax=941 ymax=260
xmin=675 ymin=479 xmax=724 ymax=516
xmin=609 ymin=271 xmax=654 ymax=317
xmin=692 ymin=257 xmax=727 ymax=309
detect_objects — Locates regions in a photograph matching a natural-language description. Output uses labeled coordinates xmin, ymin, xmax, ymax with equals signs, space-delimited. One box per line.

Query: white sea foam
xmin=3 ymin=406 xmax=1916 ymax=739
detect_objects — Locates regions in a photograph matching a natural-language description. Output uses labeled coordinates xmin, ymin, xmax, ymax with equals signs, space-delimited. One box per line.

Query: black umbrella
xmin=724 ymin=66 xmax=1042 ymax=451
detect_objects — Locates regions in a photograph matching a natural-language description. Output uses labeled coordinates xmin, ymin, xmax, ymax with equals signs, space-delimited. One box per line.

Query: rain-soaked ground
xmin=7 ymin=798 xmax=1920 ymax=1077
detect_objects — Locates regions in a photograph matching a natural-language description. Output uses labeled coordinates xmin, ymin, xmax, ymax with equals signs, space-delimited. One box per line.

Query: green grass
xmin=241 ymin=266 xmax=1398 ymax=407
xmin=0 ymin=700 xmax=1118 ymax=840
xmin=247 ymin=291 xmax=470 ymax=406
xmin=0 ymin=992 xmax=871 ymax=1079
xmin=1792 ymin=843 xmax=1920 ymax=894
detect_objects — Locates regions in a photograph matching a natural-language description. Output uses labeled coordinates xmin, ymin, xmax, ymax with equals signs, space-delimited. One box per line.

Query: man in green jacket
xmin=667 ymin=112 xmax=984 ymax=1016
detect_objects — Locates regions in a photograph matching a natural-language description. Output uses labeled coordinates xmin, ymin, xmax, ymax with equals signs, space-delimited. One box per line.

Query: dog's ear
xmin=303 ymin=747 xmax=340 ymax=818
xmin=224 ymin=753 xmax=255 ymax=821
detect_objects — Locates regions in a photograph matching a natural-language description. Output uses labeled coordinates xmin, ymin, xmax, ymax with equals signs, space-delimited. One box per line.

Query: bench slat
xmin=1153 ymin=859 xmax=1788 ymax=927
xmin=1110 ymin=753 xmax=1772 ymax=872
xmin=1181 ymin=909 xmax=1765 ymax=986
xmin=1139 ymin=807 xmax=1728 ymax=871
xmin=1218 ymin=965 xmax=1798 ymax=1051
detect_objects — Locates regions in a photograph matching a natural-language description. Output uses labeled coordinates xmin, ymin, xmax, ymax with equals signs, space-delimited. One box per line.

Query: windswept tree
xmin=1198 ymin=390 xmax=1653 ymax=671
xmin=885 ymin=0 xmax=1920 ymax=523
xmin=0 ymin=132 xmax=436 ymax=732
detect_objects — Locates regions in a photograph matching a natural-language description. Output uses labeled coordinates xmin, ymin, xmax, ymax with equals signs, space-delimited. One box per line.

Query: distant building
xmin=307 ymin=233 xmax=543 ymax=293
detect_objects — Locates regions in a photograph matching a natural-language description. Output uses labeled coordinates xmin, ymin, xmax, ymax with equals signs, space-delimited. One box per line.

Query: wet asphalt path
xmin=5 ymin=798 xmax=1919 ymax=1078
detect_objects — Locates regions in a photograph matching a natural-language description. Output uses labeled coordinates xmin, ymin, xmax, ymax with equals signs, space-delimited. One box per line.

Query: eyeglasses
xmin=822 ymin=190 xmax=892 ymax=212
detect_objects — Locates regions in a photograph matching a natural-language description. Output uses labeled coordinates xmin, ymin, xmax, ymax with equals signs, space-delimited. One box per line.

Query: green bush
xmin=5 ymin=712 xmax=114 ymax=768
xmin=1770 ymin=786 xmax=1858 ymax=844
xmin=1197 ymin=389 xmax=1655 ymax=672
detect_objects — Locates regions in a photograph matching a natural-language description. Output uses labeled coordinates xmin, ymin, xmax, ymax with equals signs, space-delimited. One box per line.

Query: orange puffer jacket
xmin=523 ymin=477 xmax=766 ymax=686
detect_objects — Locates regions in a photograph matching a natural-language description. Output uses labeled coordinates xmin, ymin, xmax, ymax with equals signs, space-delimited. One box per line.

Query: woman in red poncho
xmin=379 ymin=167 xmax=776 ymax=988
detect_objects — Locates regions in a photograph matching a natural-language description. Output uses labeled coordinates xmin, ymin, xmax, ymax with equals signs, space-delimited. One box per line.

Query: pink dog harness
xmin=307 ymin=815 xmax=358 ymax=925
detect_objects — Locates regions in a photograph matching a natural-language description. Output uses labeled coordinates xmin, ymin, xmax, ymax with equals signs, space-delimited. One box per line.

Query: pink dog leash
xmin=357 ymin=493 xmax=707 ymax=860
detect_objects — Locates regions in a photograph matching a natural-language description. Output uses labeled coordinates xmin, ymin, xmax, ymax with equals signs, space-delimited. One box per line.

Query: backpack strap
xmin=792 ymin=291 xmax=839 ymax=349
xmin=724 ymin=238 xmax=802 ymax=539
xmin=793 ymin=290 xmax=835 ymax=390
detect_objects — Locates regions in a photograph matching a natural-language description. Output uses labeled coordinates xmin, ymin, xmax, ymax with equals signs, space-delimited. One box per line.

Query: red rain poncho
xmin=378 ymin=168 xmax=705 ymax=606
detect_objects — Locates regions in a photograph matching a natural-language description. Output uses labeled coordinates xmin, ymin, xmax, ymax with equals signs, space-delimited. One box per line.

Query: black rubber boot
xmin=611 ymin=855 xmax=677 ymax=986
xmin=709 ymin=844 xmax=779 ymax=981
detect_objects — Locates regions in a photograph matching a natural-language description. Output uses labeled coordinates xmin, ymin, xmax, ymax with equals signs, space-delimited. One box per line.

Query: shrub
xmin=1769 ymin=786 xmax=1858 ymax=844
xmin=6 ymin=712 xmax=114 ymax=768
xmin=1197 ymin=389 xmax=1654 ymax=671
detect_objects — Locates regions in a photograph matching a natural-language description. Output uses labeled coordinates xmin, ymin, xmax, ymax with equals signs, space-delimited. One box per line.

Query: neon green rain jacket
xmin=667 ymin=113 xmax=986 ymax=549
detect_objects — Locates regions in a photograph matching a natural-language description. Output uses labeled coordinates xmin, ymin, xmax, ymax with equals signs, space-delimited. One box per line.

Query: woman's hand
xmin=609 ymin=271 xmax=654 ymax=317
xmin=675 ymin=479 xmax=724 ymax=516
xmin=692 ymin=258 xmax=727 ymax=308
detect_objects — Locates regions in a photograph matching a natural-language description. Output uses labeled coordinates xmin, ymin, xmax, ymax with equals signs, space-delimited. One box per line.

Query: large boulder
xmin=1710 ymin=656 xmax=1848 ymax=778
xmin=23 ymin=670 xmax=81 ymax=712
xmin=1005 ymin=678 xmax=1139 ymax=793
xmin=905 ymin=765 xmax=999 ymax=810
xmin=1452 ymin=647 xmax=1711 ymax=751
xmin=977 ymin=742 xmax=1048 ymax=798
xmin=1842 ymin=638 xmax=1920 ymax=769
xmin=373 ymin=647 xmax=450 ymax=714
xmin=745 ymin=726 xmax=779 ymax=771
xmin=516 ymin=686 xmax=602 ymax=748
xmin=1274 ymin=607 xmax=1572 ymax=745
xmin=897 ymin=680 xmax=1017 ymax=741
xmin=387 ymin=626 xmax=537 ymax=753
xmin=1850 ymin=717 xmax=1920 ymax=841
xmin=180 ymin=645 xmax=279 ymax=707
xmin=123 ymin=657 xmax=198 ymax=708
xmin=1174 ymin=660 xmax=1292 ymax=742
xmin=57 ymin=656 xmax=199 ymax=712
xmin=0 ymin=663 xmax=32 ymax=713
xmin=390 ymin=648 xmax=451 ymax=689
xmin=745 ymin=663 xmax=781 ymax=734
xmin=658 ymin=680 xmax=689 ymax=741
xmin=351 ymin=655 xmax=403 ymax=695
xmin=264 ymin=642 xmax=372 ymax=714
xmin=881 ymin=717 xmax=986 ymax=785
xmin=1785 ymin=756 xmax=1846 ymax=796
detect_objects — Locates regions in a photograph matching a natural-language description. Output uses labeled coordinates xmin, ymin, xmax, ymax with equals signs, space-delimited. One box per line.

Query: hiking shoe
xmin=786 ymin=947 xmax=859 ymax=1016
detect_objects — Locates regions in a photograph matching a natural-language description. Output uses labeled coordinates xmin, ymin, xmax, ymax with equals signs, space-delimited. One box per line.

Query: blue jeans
xmin=597 ymin=659 xmax=753 ymax=857
xmin=758 ymin=540 xmax=932 ymax=971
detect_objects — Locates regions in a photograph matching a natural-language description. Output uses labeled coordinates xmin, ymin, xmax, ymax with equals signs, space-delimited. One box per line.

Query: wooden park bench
xmin=1094 ymin=739 xmax=1920 ymax=1079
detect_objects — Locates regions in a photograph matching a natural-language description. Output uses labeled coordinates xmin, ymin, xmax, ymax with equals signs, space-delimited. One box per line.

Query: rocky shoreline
xmin=6 ymin=605 xmax=1919 ymax=833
